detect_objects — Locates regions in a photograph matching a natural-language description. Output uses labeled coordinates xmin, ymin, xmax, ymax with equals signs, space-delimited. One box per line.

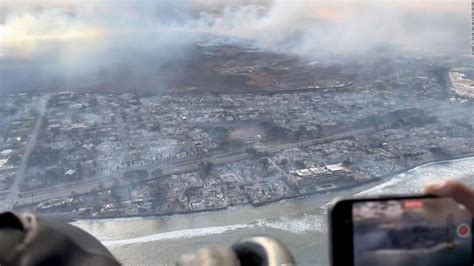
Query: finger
xmin=424 ymin=180 xmax=474 ymax=215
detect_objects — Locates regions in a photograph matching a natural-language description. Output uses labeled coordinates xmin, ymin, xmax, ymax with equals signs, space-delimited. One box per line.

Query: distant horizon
xmin=0 ymin=0 xmax=471 ymax=94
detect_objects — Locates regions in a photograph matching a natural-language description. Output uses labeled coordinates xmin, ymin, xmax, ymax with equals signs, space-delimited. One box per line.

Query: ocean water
xmin=74 ymin=157 xmax=474 ymax=266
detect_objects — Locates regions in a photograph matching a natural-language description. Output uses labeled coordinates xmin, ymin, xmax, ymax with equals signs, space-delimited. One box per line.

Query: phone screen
xmin=352 ymin=198 xmax=472 ymax=266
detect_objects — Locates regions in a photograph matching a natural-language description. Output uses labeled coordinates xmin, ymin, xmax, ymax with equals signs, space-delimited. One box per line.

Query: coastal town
xmin=0 ymin=47 xmax=473 ymax=219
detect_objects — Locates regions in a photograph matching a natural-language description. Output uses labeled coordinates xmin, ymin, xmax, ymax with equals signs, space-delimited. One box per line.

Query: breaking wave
xmin=358 ymin=157 xmax=474 ymax=196
xmin=103 ymin=223 xmax=253 ymax=247
xmin=256 ymin=213 xmax=327 ymax=234
xmin=101 ymin=157 xmax=474 ymax=247
xmin=103 ymin=213 xmax=327 ymax=247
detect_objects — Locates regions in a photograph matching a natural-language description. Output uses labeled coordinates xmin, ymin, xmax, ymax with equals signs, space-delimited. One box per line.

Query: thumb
xmin=425 ymin=180 xmax=474 ymax=215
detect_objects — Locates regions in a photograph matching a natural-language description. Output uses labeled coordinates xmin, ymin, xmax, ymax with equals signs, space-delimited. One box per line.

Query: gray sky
xmin=0 ymin=0 xmax=471 ymax=92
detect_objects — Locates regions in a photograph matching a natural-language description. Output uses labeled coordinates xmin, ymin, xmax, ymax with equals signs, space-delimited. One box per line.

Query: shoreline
xmin=67 ymin=153 xmax=474 ymax=222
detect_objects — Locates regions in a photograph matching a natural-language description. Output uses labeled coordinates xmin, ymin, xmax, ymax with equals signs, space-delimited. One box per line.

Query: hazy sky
xmin=1 ymin=0 xmax=470 ymax=51
xmin=0 ymin=0 xmax=471 ymax=92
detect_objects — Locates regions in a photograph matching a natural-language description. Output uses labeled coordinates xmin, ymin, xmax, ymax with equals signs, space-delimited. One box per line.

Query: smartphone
xmin=329 ymin=195 xmax=472 ymax=266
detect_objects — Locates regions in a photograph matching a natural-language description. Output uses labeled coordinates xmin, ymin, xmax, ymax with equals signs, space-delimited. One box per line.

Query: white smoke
xmin=2 ymin=0 xmax=470 ymax=52
xmin=194 ymin=0 xmax=470 ymax=55
xmin=0 ymin=0 xmax=470 ymax=92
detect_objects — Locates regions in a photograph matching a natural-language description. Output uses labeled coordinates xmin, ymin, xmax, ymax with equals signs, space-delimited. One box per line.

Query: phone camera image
xmin=352 ymin=198 xmax=472 ymax=266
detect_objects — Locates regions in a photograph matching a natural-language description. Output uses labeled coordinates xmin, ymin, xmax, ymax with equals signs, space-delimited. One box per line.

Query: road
xmin=12 ymin=102 xmax=470 ymax=208
xmin=114 ymin=108 xmax=131 ymax=164
xmin=13 ymin=126 xmax=378 ymax=206
xmin=256 ymin=127 xmax=378 ymax=153
xmin=2 ymin=94 xmax=50 ymax=211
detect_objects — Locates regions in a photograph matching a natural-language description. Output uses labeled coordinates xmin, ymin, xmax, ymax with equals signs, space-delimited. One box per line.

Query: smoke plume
xmin=0 ymin=0 xmax=470 ymax=93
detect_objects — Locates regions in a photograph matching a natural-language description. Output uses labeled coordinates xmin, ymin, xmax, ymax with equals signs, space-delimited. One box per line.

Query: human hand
xmin=425 ymin=180 xmax=474 ymax=215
